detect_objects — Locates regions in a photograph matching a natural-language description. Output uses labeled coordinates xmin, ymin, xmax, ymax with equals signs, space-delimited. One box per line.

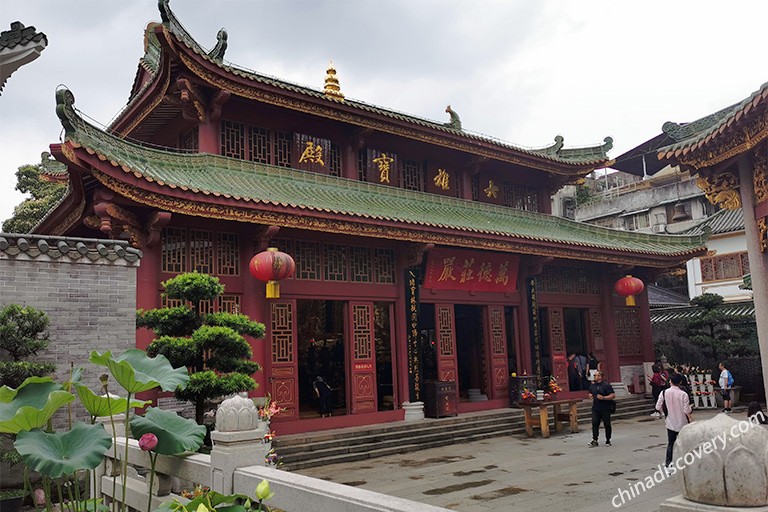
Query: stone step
xmin=276 ymin=395 xmax=654 ymax=470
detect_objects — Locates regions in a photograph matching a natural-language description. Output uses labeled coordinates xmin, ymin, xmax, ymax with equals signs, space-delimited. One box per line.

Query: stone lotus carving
xmin=676 ymin=413 xmax=768 ymax=506
xmin=215 ymin=394 xmax=259 ymax=432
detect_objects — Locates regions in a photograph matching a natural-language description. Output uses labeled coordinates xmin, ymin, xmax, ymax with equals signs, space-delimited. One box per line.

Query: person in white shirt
xmin=656 ymin=373 xmax=693 ymax=467
xmin=718 ymin=362 xmax=733 ymax=413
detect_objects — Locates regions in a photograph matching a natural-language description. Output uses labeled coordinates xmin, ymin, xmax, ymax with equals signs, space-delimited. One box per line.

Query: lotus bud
xmin=139 ymin=433 xmax=158 ymax=451
xmin=255 ymin=479 xmax=274 ymax=501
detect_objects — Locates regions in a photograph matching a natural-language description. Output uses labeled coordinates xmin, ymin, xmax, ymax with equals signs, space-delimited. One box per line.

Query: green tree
xmin=137 ymin=273 xmax=265 ymax=424
xmin=0 ymin=304 xmax=57 ymax=388
xmin=2 ymin=163 xmax=66 ymax=233
xmin=678 ymin=293 xmax=759 ymax=362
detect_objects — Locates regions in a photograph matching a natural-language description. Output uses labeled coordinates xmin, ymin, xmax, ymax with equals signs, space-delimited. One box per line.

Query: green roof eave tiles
xmin=56 ymin=87 xmax=707 ymax=260
xmin=650 ymin=302 xmax=755 ymax=324
xmin=679 ymin=209 xmax=744 ymax=236
xmin=657 ymin=82 xmax=768 ymax=158
xmin=141 ymin=0 xmax=611 ymax=167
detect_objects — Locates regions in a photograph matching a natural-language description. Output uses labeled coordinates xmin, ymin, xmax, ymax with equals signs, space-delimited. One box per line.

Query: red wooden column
xmin=516 ymin=275 xmax=533 ymax=376
xmin=600 ymin=273 xmax=621 ymax=383
xmin=241 ymin=236 xmax=268 ymax=394
xmin=198 ymin=119 xmax=219 ymax=154
xmin=136 ymin=242 xmax=161 ymax=351
xmin=636 ymin=282 xmax=655 ymax=364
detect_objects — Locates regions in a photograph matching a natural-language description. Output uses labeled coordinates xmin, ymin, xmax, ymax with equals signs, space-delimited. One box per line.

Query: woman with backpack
xmin=649 ymin=364 xmax=667 ymax=418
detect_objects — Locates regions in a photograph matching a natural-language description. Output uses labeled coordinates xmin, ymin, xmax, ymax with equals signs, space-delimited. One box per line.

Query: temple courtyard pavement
xmin=297 ymin=408 xmax=740 ymax=512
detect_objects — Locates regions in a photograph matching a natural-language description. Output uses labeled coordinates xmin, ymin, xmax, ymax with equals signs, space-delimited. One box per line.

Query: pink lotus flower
xmin=139 ymin=433 xmax=158 ymax=451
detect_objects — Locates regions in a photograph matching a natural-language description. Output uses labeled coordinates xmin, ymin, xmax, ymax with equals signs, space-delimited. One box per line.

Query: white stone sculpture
xmin=215 ymin=394 xmax=259 ymax=432
xmin=676 ymin=413 xmax=768 ymax=507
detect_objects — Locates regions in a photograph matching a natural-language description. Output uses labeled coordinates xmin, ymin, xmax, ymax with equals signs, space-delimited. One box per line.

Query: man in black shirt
xmin=588 ymin=370 xmax=615 ymax=447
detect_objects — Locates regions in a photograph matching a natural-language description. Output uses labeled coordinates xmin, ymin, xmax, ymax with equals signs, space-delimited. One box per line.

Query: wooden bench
xmin=519 ymin=398 xmax=581 ymax=438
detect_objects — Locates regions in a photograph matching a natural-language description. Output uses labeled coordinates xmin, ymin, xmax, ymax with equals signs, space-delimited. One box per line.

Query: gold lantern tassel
xmin=266 ymin=280 xmax=280 ymax=299
xmin=626 ymin=295 xmax=636 ymax=307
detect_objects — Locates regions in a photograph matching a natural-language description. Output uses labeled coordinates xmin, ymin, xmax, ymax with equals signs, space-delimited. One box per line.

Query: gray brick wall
xmin=0 ymin=234 xmax=141 ymax=425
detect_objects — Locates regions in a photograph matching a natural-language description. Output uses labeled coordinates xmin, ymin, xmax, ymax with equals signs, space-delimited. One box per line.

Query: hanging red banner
xmin=423 ymin=248 xmax=519 ymax=293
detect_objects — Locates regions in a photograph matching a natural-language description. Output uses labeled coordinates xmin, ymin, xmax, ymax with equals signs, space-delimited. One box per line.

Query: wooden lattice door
xmin=548 ymin=307 xmax=569 ymax=391
xmin=347 ymin=302 xmax=377 ymax=414
xmin=267 ymin=300 xmax=298 ymax=419
xmin=485 ymin=305 xmax=509 ymax=399
xmin=434 ymin=304 xmax=459 ymax=391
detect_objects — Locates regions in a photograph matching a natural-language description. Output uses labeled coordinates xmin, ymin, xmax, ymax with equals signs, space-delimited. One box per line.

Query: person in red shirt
xmin=649 ymin=364 xmax=667 ymax=418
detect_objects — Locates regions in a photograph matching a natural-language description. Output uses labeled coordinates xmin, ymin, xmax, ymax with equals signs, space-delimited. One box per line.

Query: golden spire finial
xmin=324 ymin=60 xmax=344 ymax=102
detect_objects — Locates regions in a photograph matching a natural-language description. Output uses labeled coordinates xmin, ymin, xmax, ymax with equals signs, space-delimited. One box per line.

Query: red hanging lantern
xmin=614 ymin=275 xmax=644 ymax=306
xmin=249 ymin=247 xmax=296 ymax=299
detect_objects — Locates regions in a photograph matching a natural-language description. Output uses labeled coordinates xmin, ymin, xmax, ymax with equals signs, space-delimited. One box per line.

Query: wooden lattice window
xmin=161 ymin=296 xmax=185 ymax=309
xmin=221 ymin=120 xmax=246 ymax=159
xmin=357 ymin=149 xmax=367 ymax=181
xmin=274 ymin=131 xmax=292 ymax=168
xmin=198 ymin=299 xmax=216 ymax=316
xmin=401 ymin=159 xmax=424 ymax=191
xmin=295 ymin=241 xmax=321 ymax=280
xmin=350 ymin=246 xmax=372 ymax=283
xmin=471 ymin=175 xmax=480 ymax=201
xmin=329 ymin=143 xmax=341 ymax=177
xmin=352 ymin=304 xmax=372 ymax=359
xmin=437 ymin=306 xmax=454 ymax=356
xmin=374 ymin=248 xmax=395 ymax=284
xmin=615 ymin=307 xmax=642 ymax=356
xmin=248 ymin=126 xmax=270 ymax=164
xmin=180 ymin=127 xmax=198 ymax=151
xmin=549 ymin=308 xmax=564 ymax=352
xmin=216 ymin=232 xmax=239 ymax=276
xmin=535 ymin=268 xmax=600 ymax=295
xmin=700 ymin=252 xmax=750 ymax=282
xmin=271 ymin=303 xmax=294 ymax=363
xmin=490 ymin=307 xmax=505 ymax=354
xmin=189 ymin=230 xmax=214 ymax=274
xmin=161 ymin=228 xmax=186 ymax=273
xmin=590 ymin=309 xmax=604 ymax=350
xmin=219 ymin=294 xmax=240 ymax=314
xmin=324 ymin=243 xmax=347 ymax=281
xmin=503 ymin=182 xmax=539 ymax=212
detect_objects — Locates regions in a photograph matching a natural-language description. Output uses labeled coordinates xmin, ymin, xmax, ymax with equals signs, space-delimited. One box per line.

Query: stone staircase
xmin=274 ymin=394 xmax=654 ymax=471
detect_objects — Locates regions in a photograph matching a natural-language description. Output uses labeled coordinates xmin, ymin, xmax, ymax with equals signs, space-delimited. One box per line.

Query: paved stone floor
xmin=298 ymin=409 xmax=735 ymax=512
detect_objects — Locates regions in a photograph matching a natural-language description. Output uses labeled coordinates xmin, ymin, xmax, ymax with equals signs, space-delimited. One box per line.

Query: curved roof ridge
xmin=53 ymin=86 xmax=708 ymax=261
xmin=151 ymin=0 xmax=612 ymax=166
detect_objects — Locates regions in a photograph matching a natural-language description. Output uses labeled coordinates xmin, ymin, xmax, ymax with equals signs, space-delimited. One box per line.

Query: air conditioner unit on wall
xmin=652 ymin=224 xmax=667 ymax=233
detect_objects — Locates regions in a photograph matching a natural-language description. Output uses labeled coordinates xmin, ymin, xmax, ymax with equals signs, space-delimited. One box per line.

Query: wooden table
xmin=519 ymin=399 xmax=581 ymax=438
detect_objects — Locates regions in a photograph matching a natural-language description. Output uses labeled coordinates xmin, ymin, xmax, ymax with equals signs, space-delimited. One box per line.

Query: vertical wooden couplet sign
xmin=405 ymin=268 xmax=421 ymax=402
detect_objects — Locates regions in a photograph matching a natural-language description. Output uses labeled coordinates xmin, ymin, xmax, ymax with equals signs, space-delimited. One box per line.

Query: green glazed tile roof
xmin=679 ymin=209 xmax=744 ymax=237
xmin=55 ymin=88 xmax=707 ymax=260
xmin=658 ymin=82 xmax=768 ymax=159
xmin=650 ymin=301 xmax=755 ymax=324
xmin=120 ymin=0 xmax=612 ymax=167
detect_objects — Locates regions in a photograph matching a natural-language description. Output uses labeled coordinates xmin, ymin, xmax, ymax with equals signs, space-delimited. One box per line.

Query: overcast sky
xmin=1 ymin=0 xmax=766 ymax=226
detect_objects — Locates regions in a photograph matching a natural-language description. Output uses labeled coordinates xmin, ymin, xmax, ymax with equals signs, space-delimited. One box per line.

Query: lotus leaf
xmin=15 ymin=422 xmax=112 ymax=478
xmin=90 ymin=349 xmax=189 ymax=393
xmin=76 ymin=385 xmax=150 ymax=418
xmin=130 ymin=407 xmax=206 ymax=455
xmin=0 ymin=377 xmax=74 ymax=434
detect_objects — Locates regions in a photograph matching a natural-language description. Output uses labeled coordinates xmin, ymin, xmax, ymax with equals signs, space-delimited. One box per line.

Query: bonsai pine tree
xmin=0 ymin=304 xmax=56 ymax=388
xmin=678 ymin=293 xmax=758 ymax=362
xmin=137 ymin=273 xmax=265 ymax=424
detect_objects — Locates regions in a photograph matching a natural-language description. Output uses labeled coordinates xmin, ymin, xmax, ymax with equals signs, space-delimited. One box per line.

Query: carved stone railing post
xmin=210 ymin=395 xmax=269 ymax=494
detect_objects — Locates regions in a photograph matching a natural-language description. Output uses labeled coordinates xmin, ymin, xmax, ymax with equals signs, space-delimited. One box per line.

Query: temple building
xmin=35 ymin=1 xmax=707 ymax=433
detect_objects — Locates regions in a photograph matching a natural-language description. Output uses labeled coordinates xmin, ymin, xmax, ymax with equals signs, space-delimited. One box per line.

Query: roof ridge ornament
xmin=207 ymin=28 xmax=227 ymax=62
xmin=158 ymin=0 xmax=171 ymax=24
xmin=541 ymin=135 xmax=565 ymax=155
xmin=444 ymin=105 xmax=462 ymax=130
xmin=55 ymin=86 xmax=76 ymax=135
xmin=324 ymin=61 xmax=344 ymax=102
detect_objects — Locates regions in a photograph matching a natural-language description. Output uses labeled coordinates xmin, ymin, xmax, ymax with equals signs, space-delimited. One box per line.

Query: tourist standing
xmin=588 ymin=370 xmax=615 ymax=447
xmin=313 ymin=376 xmax=333 ymax=418
xmin=656 ymin=374 xmax=692 ymax=467
xmin=649 ymin=365 xmax=667 ymax=418
xmin=576 ymin=353 xmax=589 ymax=390
xmin=718 ymin=362 xmax=733 ymax=414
